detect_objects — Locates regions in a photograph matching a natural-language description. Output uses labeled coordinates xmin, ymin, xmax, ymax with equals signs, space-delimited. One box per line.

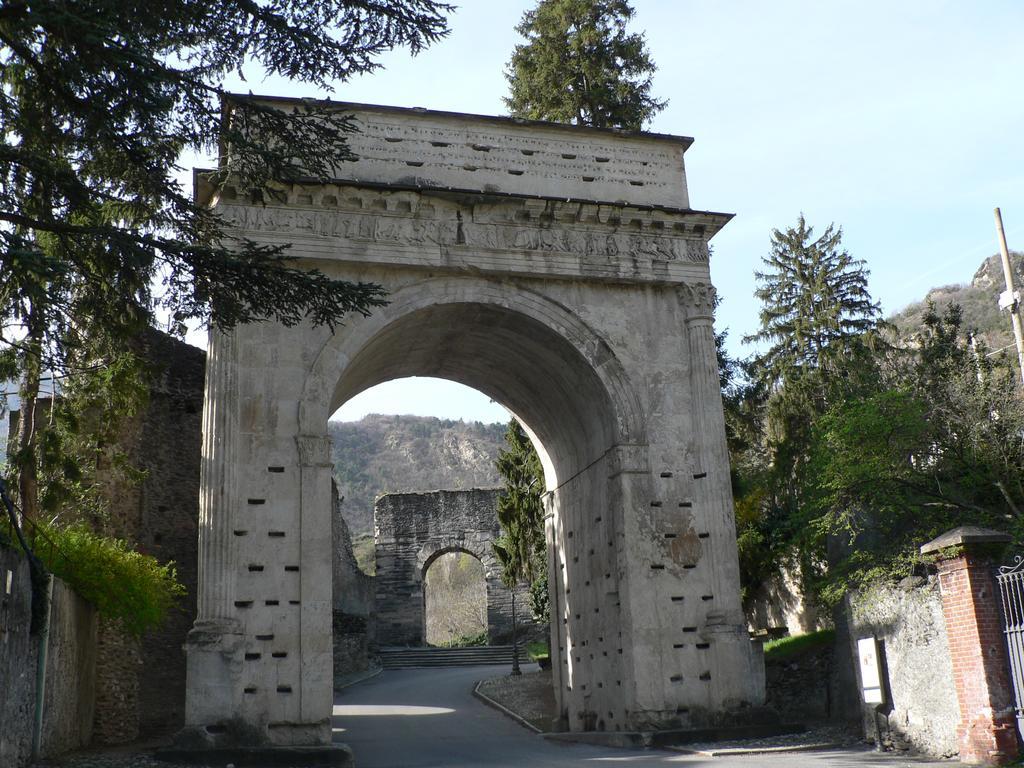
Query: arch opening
xmin=326 ymin=299 xmax=631 ymax=490
xmin=422 ymin=549 xmax=487 ymax=648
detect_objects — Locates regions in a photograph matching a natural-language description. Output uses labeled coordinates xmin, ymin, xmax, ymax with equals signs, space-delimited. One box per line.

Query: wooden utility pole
xmin=995 ymin=208 xmax=1024 ymax=387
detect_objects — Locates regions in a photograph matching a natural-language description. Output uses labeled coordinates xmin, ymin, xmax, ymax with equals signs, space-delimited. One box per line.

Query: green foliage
xmin=526 ymin=640 xmax=550 ymax=662
xmin=763 ymin=629 xmax=835 ymax=663
xmin=437 ymin=630 xmax=488 ymax=648
xmin=528 ymin=570 xmax=550 ymax=625
xmin=734 ymin=224 xmax=1024 ymax=613
xmin=504 ymin=0 xmax=665 ymax=130
xmin=745 ymin=215 xmax=883 ymax=387
xmin=352 ymin=534 xmax=376 ymax=576
xmin=1 ymin=0 xmax=452 ymax=522
xmin=2 ymin=519 xmax=184 ymax=635
xmin=799 ymin=303 xmax=1024 ymax=603
xmin=493 ymin=419 xmax=548 ymax=621
xmin=733 ymin=216 xmax=890 ymax=607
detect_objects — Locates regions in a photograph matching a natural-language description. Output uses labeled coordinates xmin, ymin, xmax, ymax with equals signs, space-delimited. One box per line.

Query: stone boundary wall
xmin=0 ymin=546 xmax=98 ymax=768
xmin=848 ymin=576 xmax=959 ymax=757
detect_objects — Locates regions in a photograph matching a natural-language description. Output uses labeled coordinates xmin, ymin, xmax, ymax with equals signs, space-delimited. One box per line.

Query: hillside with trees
xmin=730 ymin=233 xmax=1024 ymax=612
xmin=891 ymin=251 xmax=1024 ymax=356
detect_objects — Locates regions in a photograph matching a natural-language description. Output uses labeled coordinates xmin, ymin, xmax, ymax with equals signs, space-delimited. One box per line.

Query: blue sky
xmin=187 ymin=0 xmax=1024 ymax=423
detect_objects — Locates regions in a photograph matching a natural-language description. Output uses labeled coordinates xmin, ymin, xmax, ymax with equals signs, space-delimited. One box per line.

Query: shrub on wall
xmin=3 ymin=520 xmax=184 ymax=635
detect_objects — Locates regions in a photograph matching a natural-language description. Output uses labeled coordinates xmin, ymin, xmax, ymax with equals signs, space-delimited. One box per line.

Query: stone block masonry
xmin=185 ymin=97 xmax=763 ymax=746
xmin=88 ymin=328 xmax=205 ymax=741
xmin=374 ymin=488 xmax=525 ymax=647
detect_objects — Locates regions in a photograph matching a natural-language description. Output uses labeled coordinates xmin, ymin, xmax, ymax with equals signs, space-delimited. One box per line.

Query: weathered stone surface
xmin=245 ymin=98 xmax=694 ymax=209
xmin=373 ymin=488 xmax=525 ymax=647
xmin=43 ymin=579 xmax=98 ymax=754
xmin=186 ymin=98 xmax=761 ymax=743
xmin=331 ymin=480 xmax=374 ymax=681
xmin=87 ymin=329 xmax=205 ymax=741
xmin=0 ymin=546 xmax=36 ymax=767
xmin=0 ymin=546 xmax=98 ymax=767
xmin=848 ymin=578 xmax=959 ymax=757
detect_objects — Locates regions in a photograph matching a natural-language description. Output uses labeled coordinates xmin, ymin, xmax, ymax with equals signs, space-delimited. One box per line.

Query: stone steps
xmin=378 ymin=645 xmax=526 ymax=669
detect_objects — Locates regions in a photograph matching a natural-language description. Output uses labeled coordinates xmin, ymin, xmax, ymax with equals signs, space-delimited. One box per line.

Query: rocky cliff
xmin=891 ymin=251 xmax=1024 ymax=355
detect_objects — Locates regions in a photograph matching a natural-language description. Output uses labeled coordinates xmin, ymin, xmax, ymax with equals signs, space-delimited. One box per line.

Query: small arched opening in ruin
xmin=422 ymin=548 xmax=487 ymax=647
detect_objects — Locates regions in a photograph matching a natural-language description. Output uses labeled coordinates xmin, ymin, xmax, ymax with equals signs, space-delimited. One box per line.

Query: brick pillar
xmin=922 ymin=527 xmax=1018 ymax=766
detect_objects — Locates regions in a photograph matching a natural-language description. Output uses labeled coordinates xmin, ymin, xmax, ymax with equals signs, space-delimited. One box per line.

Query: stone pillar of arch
xmin=182 ymin=98 xmax=763 ymax=749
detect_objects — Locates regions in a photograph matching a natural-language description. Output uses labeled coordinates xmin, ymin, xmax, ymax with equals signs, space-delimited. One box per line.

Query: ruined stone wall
xmin=374 ymin=489 xmax=527 ymax=647
xmin=89 ymin=329 xmax=204 ymax=740
xmin=848 ymin=577 xmax=959 ymax=757
xmin=132 ymin=330 xmax=204 ymax=735
xmin=0 ymin=546 xmax=98 ymax=767
xmin=332 ymin=480 xmax=375 ymax=680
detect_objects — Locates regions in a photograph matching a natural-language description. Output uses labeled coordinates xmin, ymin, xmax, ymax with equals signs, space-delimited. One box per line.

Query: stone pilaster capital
xmin=677 ymin=281 xmax=717 ymax=322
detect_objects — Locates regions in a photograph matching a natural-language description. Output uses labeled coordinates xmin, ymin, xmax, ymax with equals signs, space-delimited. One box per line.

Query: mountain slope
xmin=891 ymin=251 xmax=1024 ymax=355
xmin=328 ymin=414 xmax=506 ymax=538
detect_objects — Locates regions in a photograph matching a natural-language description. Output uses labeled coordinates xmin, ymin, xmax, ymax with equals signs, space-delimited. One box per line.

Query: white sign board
xmin=858 ymin=637 xmax=884 ymax=704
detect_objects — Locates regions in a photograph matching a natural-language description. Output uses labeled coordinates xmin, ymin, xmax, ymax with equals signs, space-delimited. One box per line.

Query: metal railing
xmin=997 ymin=556 xmax=1024 ymax=739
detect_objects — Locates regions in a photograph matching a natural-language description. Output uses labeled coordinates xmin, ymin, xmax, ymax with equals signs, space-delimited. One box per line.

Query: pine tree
xmin=504 ymin=0 xmax=665 ymax=130
xmin=493 ymin=419 xmax=545 ymax=590
xmin=744 ymin=215 xmax=882 ymax=389
xmin=0 ymin=0 xmax=452 ymax=518
xmin=492 ymin=418 xmax=546 ymax=672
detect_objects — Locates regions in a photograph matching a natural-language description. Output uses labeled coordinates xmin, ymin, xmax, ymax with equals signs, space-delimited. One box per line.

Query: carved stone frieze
xmin=218 ymin=189 xmax=713 ymax=264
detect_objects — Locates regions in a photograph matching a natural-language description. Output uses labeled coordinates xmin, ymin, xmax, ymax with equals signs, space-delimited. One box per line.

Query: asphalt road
xmin=331 ymin=665 xmax=951 ymax=768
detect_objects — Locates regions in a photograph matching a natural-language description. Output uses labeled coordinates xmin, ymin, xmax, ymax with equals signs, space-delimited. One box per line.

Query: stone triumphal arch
xmin=185 ymin=97 xmax=763 ymax=748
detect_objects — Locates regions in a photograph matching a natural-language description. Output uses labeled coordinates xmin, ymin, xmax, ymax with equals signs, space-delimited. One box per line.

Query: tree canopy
xmin=0 ymin=0 xmax=452 ymax=521
xmin=744 ymin=215 xmax=883 ymax=389
xmin=732 ymin=220 xmax=1024 ymax=611
xmin=504 ymin=0 xmax=665 ymax=130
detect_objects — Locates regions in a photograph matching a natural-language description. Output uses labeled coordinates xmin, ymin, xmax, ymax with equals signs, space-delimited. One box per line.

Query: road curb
xmin=668 ymin=741 xmax=840 ymax=756
xmin=471 ymin=680 xmax=543 ymax=734
xmin=335 ymin=665 xmax=383 ymax=691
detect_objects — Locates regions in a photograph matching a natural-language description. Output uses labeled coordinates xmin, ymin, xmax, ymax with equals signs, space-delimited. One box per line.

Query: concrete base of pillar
xmin=184 ymin=620 xmax=245 ymax=734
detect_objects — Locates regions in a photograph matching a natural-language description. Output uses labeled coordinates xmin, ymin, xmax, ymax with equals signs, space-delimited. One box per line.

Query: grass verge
xmin=764 ymin=628 xmax=835 ymax=663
